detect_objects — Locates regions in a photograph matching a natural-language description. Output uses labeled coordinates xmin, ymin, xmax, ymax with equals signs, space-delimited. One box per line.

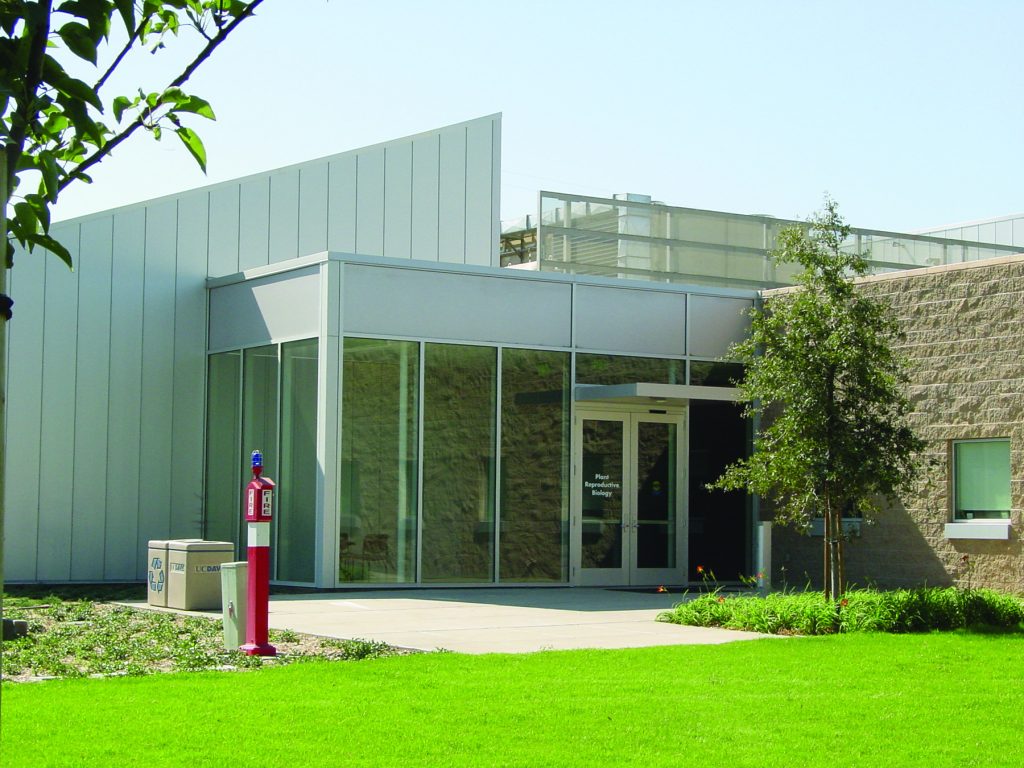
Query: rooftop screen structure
xmin=500 ymin=192 xmax=1021 ymax=290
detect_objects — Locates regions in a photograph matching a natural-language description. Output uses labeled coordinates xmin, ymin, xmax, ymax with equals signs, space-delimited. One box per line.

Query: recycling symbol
xmin=149 ymin=557 xmax=165 ymax=593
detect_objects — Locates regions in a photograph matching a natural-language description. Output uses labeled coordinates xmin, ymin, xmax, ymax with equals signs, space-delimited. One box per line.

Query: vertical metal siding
xmin=208 ymin=184 xmax=240 ymax=276
xmin=383 ymin=141 xmax=413 ymax=259
xmin=437 ymin=126 xmax=467 ymax=263
xmin=70 ymin=217 xmax=114 ymax=580
xmin=327 ymin=154 xmax=357 ymax=252
xmin=268 ymin=169 xmax=300 ymax=263
xmin=411 ymin=134 xmax=441 ymax=262
xmin=298 ymin=163 xmax=329 ymax=256
xmin=5 ymin=243 xmax=46 ymax=580
xmin=355 ymin=148 xmax=385 ymax=256
xmin=136 ymin=200 xmax=177 ymax=573
xmin=36 ymin=224 xmax=80 ymax=580
xmin=169 ymin=192 xmax=210 ymax=540
xmin=104 ymin=209 xmax=146 ymax=579
xmin=464 ymin=120 xmax=493 ymax=266
xmin=238 ymin=177 xmax=270 ymax=269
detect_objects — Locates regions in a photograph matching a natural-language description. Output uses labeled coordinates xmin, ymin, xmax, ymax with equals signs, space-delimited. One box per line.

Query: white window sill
xmin=944 ymin=521 xmax=1012 ymax=540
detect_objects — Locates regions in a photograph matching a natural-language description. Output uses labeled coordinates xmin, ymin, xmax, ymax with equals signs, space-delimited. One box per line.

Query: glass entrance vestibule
xmin=203 ymin=256 xmax=757 ymax=588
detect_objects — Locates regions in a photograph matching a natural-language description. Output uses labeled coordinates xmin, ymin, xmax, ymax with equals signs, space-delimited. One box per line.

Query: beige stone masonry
xmin=769 ymin=255 xmax=1024 ymax=593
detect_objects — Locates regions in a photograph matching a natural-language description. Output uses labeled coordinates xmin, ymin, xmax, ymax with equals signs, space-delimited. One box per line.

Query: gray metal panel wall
xmin=4 ymin=114 xmax=502 ymax=582
xmin=209 ymin=267 xmax=321 ymax=350
xmin=104 ymin=209 xmax=146 ymax=579
xmin=383 ymin=141 xmax=413 ymax=259
xmin=171 ymin=191 xmax=211 ymax=539
xmin=138 ymin=200 xmax=178 ymax=565
xmin=342 ymin=263 xmax=572 ymax=348
xmin=5 ymin=235 xmax=46 ymax=581
xmin=238 ymin=176 xmax=270 ymax=269
xmin=70 ymin=217 xmax=113 ymax=580
xmin=574 ymin=285 xmax=687 ymax=356
xmin=299 ymin=164 xmax=329 ymax=256
xmin=688 ymin=295 xmax=753 ymax=358
xmin=37 ymin=225 xmax=80 ymax=580
xmin=208 ymin=184 xmax=240 ymax=276
xmin=411 ymin=134 xmax=440 ymax=262
xmin=268 ymin=169 xmax=300 ymax=263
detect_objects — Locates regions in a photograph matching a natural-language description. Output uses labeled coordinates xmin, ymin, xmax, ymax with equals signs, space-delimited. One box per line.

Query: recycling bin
xmin=220 ymin=561 xmax=248 ymax=650
xmin=147 ymin=540 xmax=172 ymax=607
xmin=165 ymin=539 xmax=235 ymax=610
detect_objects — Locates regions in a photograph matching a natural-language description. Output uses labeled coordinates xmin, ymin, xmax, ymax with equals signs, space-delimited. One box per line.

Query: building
xmin=6 ymin=114 xmax=1022 ymax=591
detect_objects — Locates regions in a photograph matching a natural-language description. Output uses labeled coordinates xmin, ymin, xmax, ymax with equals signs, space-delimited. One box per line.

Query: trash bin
xmin=221 ymin=561 xmax=248 ymax=650
xmin=147 ymin=540 xmax=171 ymax=607
xmin=165 ymin=539 xmax=235 ymax=610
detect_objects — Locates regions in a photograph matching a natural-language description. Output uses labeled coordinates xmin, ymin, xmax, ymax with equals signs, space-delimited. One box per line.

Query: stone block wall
xmin=771 ymin=255 xmax=1024 ymax=593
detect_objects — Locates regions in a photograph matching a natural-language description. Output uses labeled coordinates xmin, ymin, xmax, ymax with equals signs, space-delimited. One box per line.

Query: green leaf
xmin=25 ymin=231 xmax=73 ymax=269
xmin=175 ymin=126 xmax=207 ymax=172
xmin=113 ymin=0 xmax=136 ymax=32
xmin=57 ymin=21 xmax=99 ymax=64
xmin=13 ymin=201 xmax=39 ymax=235
xmin=174 ymin=94 xmax=215 ymax=120
xmin=112 ymin=95 xmax=134 ymax=122
xmin=59 ymin=94 xmax=106 ymax=146
xmin=25 ymin=193 xmax=51 ymax=233
xmin=42 ymin=54 xmax=103 ymax=111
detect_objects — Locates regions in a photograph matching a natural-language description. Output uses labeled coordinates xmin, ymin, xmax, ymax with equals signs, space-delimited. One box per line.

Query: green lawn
xmin=3 ymin=632 xmax=1022 ymax=767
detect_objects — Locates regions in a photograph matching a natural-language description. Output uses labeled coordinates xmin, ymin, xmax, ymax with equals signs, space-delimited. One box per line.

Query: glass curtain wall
xmin=276 ymin=339 xmax=319 ymax=582
xmin=205 ymin=341 xmax=319 ymax=583
xmin=340 ymin=338 xmax=419 ymax=583
xmin=499 ymin=349 xmax=570 ymax=581
xmin=421 ymin=343 xmax=497 ymax=582
xmin=204 ymin=351 xmax=242 ymax=548
xmin=576 ymin=353 xmax=684 ymax=385
xmin=242 ymin=345 xmax=279 ymax=495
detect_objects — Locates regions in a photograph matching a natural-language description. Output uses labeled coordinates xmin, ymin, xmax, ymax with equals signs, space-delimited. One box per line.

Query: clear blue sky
xmin=53 ymin=1 xmax=1024 ymax=233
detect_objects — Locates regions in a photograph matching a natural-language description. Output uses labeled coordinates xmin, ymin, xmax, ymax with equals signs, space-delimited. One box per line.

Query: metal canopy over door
xmin=573 ymin=410 xmax=685 ymax=586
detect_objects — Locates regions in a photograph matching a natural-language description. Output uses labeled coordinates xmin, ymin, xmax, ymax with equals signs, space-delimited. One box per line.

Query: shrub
xmin=659 ymin=587 xmax=1024 ymax=636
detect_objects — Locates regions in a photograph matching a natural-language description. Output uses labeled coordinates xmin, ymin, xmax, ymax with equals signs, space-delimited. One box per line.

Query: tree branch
xmin=58 ymin=0 xmax=264 ymax=194
xmin=94 ymin=20 xmax=144 ymax=94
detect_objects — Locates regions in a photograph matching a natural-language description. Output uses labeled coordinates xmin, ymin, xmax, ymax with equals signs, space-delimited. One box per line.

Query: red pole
xmin=241 ymin=449 xmax=276 ymax=657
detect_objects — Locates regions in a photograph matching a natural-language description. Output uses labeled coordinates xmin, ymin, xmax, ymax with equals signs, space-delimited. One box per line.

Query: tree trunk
xmin=822 ymin=497 xmax=832 ymax=601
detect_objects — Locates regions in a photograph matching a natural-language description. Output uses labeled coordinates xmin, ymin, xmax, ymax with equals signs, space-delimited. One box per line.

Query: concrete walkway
xmin=250 ymin=588 xmax=768 ymax=654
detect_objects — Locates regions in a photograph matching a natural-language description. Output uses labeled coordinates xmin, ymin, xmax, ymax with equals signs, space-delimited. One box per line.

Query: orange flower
xmin=657 ymin=585 xmax=668 ymax=593
xmin=696 ymin=565 xmax=704 ymax=574
xmin=717 ymin=596 xmax=726 ymax=604
xmin=840 ymin=598 xmax=849 ymax=607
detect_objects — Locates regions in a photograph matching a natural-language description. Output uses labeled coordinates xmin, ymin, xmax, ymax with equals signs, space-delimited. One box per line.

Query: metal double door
xmin=573 ymin=410 xmax=685 ymax=586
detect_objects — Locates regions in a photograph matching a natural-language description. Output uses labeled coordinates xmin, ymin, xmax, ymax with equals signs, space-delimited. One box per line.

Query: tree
xmin=713 ymin=198 xmax=924 ymax=600
xmin=0 ymin=0 xmax=264 ymax=711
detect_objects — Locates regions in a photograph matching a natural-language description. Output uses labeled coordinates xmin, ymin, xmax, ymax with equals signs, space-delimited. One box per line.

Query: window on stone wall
xmin=953 ymin=439 xmax=1011 ymax=520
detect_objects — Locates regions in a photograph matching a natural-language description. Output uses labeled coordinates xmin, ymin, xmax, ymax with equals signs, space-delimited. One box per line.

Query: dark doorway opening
xmin=688 ymin=401 xmax=749 ymax=581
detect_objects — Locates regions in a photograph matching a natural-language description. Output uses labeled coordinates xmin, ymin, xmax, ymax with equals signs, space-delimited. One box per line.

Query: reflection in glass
xmin=576 ymin=353 xmax=683 ymax=386
xmin=340 ymin=338 xmax=419 ymax=583
xmin=689 ymin=361 xmax=745 ymax=387
xmin=422 ymin=344 xmax=496 ymax=582
xmin=635 ymin=422 xmax=676 ymax=569
xmin=204 ymin=351 xmax=241 ymax=550
xmin=581 ymin=419 xmax=623 ymax=569
xmin=276 ymin=339 xmax=318 ymax=583
xmin=499 ymin=349 xmax=570 ymax=582
xmin=242 ymin=344 xmax=279 ymax=506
